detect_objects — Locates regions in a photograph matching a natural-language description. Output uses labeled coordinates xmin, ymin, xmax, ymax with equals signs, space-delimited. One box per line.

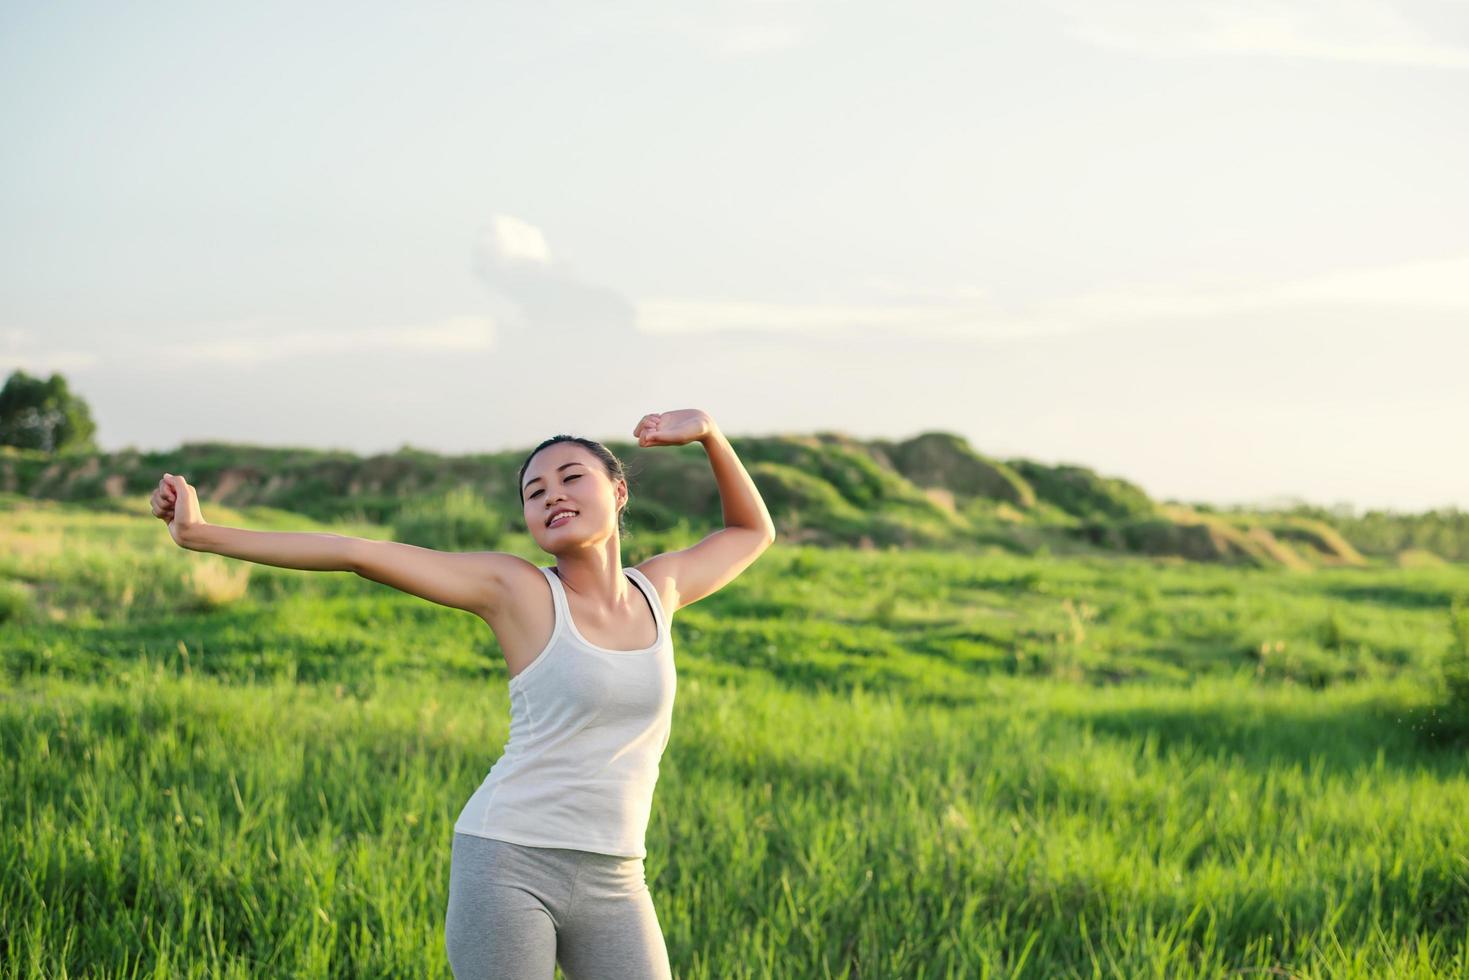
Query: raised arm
xmin=630 ymin=411 xmax=777 ymax=613
xmin=150 ymin=472 xmax=512 ymax=618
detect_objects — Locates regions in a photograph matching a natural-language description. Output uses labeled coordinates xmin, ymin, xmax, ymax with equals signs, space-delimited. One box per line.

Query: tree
xmin=0 ymin=370 xmax=98 ymax=453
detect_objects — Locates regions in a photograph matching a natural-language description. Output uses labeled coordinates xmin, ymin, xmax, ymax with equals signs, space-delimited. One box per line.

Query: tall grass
xmin=4 ymin=497 xmax=1469 ymax=977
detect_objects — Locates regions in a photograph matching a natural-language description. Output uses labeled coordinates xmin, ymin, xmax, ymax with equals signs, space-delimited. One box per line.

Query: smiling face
xmin=521 ymin=441 xmax=626 ymax=552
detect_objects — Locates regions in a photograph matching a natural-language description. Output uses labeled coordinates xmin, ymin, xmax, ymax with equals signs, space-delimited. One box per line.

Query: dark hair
xmin=518 ymin=435 xmax=630 ymax=537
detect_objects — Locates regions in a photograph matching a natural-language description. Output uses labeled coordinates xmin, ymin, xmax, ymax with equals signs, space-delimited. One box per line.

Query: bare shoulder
xmin=479 ymin=553 xmax=548 ymax=617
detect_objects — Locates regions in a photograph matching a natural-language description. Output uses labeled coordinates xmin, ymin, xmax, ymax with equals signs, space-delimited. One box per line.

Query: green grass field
xmin=4 ymin=497 xmax=1469 ymax=977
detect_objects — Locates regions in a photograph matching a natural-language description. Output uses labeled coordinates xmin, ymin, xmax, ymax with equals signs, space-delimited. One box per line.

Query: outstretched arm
xmin=151 ymin=473 xmax=510 ymax=617
xmin=152 ymin=472 xmax=356 ymax=570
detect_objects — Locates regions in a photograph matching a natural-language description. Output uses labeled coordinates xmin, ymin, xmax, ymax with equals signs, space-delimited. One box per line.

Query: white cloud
xmin=1272 ymin=254 xmax=1469 ymax=308
xmin=636 ymin=296 xmax=1056 ymax=339
xmin=0 ymin=350 xmax=102 ymax=373
xmin=636 ymin=252 xmax=1469 ymax=338
xmin=382 ymin=316 xmax=499 ymax=350
xmin=478 ymin=215 xmax=552 ymax=268
xmin=472 ymin=213 xmax=640 ymax=343
xmin=1049 ymin=0 xmax=1469 ymax=68
xmin=0 ymin=328 xmax=103 ymax=373
xmin=1049 ymin=253 xmax=1469 ymax=321
xmin=156 ymin=316 xmax=497 ymax=367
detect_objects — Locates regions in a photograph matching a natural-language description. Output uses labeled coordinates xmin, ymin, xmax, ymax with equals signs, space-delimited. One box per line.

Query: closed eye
xmin=528 ymin=474 xmax=580 ymax=500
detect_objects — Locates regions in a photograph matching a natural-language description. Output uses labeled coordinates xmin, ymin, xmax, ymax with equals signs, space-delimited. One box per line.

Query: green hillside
xmin=4 ymin=431 xmax=1458 ymax=568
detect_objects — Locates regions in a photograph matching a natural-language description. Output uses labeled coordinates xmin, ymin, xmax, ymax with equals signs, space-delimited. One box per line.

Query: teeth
xmin=548 ymin=511 xmax=576 ymax=526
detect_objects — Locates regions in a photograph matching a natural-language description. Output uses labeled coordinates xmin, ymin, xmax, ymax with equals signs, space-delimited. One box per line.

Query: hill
xmin=0 ymin=432 xmax=1458 ymax=568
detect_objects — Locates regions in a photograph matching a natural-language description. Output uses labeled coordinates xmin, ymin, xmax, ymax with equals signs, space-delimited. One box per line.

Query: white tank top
xmin=453 ymin=564 xmax=677 ymax=859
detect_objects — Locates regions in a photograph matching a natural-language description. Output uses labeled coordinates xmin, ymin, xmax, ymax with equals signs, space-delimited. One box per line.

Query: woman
xmin=148 ymin=408 xmax=777 ymax=979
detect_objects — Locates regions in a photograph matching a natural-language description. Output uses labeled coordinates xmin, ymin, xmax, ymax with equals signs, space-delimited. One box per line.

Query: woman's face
xmin=521 ymin=443 xmax=624 ymax=551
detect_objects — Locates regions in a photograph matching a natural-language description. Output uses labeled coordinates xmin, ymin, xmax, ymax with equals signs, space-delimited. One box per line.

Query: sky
xmin=2 ymin=0 xmax=1466 ymax=513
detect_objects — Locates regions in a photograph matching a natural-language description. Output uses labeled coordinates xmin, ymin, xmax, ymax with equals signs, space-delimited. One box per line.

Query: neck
xmin=551 ymin=550 xmax=629 ymax=604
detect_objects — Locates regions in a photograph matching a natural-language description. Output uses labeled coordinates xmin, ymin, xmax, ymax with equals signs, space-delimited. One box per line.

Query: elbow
xmin=341 ymin=535 xmax=367 ymax=575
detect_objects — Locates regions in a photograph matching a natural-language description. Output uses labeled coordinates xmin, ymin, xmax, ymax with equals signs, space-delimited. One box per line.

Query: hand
xmin=150 ymin=473 xmax=208 ymax=548
xmin=633 ymin=409 xmax=714 ymax=448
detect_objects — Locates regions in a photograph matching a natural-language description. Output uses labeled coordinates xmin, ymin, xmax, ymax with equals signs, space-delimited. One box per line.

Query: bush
xmin=0 ymin=579 xmax=34 ymax=624
xmin=184 ymin=556 xmax=252 ymax=611
xmin=1438 ymin=596 xmax=1469 ymax=735
xmin=391 ymin=486 xmax=504 ymax=552
xmin=1007 ymin=459 xmax=1154 ymax=520
xmin=1417 ymin=594 xmax=1469 ymax=747
xmin=883 ymin=431 xmax=1036 ymax=508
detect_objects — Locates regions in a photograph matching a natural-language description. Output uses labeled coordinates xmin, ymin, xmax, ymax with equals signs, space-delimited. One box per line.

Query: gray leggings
xmin=444 ymin=832 xmax=673 ymax=979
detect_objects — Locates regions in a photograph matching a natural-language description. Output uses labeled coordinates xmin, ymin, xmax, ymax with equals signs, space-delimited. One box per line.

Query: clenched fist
xmin=150 ymin=473 xmax=208 ymax=548
xmin=632 ymin=409 xmax=714 ymax=448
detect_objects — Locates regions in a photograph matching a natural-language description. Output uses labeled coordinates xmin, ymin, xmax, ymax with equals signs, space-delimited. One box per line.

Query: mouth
xmin=546 ymin=511 xmax=578 ymax=528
